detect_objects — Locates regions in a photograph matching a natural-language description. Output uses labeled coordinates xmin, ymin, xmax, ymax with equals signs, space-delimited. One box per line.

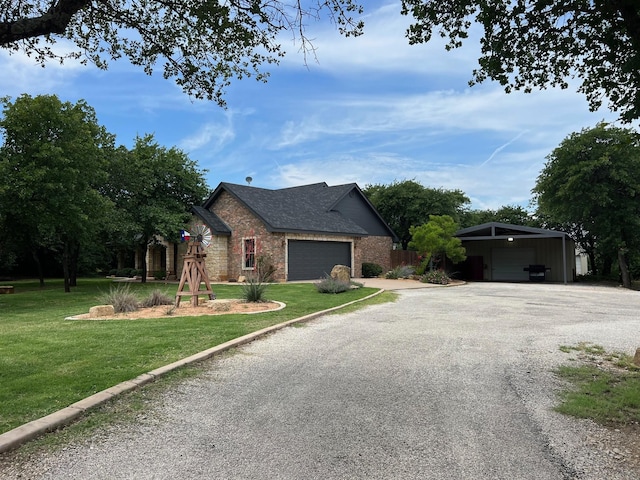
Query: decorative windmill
xmin=175 ymin=224 xmax=215 ymax=307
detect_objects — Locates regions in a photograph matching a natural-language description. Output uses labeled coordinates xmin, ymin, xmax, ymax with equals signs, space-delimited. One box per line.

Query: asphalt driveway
xmin=5 ymin=282 xmax=640 ymax=479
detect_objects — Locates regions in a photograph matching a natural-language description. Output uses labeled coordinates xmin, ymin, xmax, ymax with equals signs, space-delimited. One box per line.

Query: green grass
xmin=0 ymin=278 xmax=382 ymax=435
xmin=555 ymin=343 xmax=640 ymax=426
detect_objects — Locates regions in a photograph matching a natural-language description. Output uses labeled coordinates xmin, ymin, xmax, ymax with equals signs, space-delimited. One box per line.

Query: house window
xmin=242 ymin=237 xmax=256 ymax=270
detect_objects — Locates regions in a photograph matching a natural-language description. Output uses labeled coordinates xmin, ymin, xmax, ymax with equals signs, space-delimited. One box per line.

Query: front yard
xmin=0 ymin=278 xmax=383 ymax=435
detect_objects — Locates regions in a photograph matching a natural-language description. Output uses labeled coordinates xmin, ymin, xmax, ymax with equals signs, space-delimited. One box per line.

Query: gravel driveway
xmin=3 ymin=282 xmax=640 ymax=479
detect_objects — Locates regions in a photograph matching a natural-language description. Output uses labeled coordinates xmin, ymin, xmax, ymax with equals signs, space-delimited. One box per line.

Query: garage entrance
xmin=492 ymin=247 xmax=535 ymax=281
xmin=455 ymin=222 xmax=573 ymax=284
xmin=288 ymin=240 xmax=351 ymax=281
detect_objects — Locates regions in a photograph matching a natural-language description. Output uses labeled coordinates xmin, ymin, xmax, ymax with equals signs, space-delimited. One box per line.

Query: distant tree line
xmin=362 ymin=180 xmax=539 ymax=250
xmin=0 ymin=94 xmax=209 ymax=292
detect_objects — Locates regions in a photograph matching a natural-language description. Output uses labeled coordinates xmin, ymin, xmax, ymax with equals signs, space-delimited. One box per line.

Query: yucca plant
xmin=98 ymin=283 xmax=140 ymax=313
xmin=241 ymin=276 xmax=269 ymax=302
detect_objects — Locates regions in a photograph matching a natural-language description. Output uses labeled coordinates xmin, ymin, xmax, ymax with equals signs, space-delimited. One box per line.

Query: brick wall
xmin=212 ymin=191 xmax=287 ymax=281
xmin=356 ymin=236 xmax=393 ymax=275
xmin=205 ymin=191 xmax=394 ymax=282
xmin=203 ymin=235 xmax=229 ymax=281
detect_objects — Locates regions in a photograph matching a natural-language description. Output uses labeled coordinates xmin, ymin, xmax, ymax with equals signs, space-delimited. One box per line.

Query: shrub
xmin=141 ymin=289 xmax=174 ymax=308
xmin=115 ymin=268 xmax=130 ymax=277
xmin=108 ymin=269 xmax=118 ymax=276
xmin=362 ymin=262 xmax=383 ymax=278
xmin=99 ymin=283 xmax=140 ymax=313
xmin=152 ymin=270 xmax=167 ymax=280
xmin=420 ymin=270 xmax=451 ymax=285
xmin=256 ymin=255 xmax=277 ymax=283
xmin=241 ymin=276 xmax=269 ymax=302
xmin=385 ymin=265 xmax=414 ymax=279
xmin=314 ymin=275 xmax=351 ymax=294
xmin=414 ymin=259 xmax=429 ymax=276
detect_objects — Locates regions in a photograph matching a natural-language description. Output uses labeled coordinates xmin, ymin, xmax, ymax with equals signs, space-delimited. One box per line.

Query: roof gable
xmin=456 ymin=222 xmax=567 ymax=240
xmin=191 ymin=205 xmax=231 ymax=236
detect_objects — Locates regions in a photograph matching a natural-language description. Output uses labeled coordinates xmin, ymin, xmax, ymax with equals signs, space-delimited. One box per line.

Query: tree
xmin=400 ymin=1 xmax=640 ymax=122
xmin=460 ymin=205 xmax=538 ymax=228
xmin=0 ymin=0 xmax=363 ymax=107
xmin=363 ymin=180 xmax=470 ymax=249
xmin=104 ymin=134 xmax=209 ymax=283
xmin=0 ymin=94 xmax=114 ymax=291
xmin=532 ymin=123 xmax=640 ymax=288
xmin=408 ymin=215 xmax=466 ymax=270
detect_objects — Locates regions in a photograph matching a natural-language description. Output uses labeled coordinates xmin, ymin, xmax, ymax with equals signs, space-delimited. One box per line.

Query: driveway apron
xmin=5 ymin=283 xmax=640 ymax=479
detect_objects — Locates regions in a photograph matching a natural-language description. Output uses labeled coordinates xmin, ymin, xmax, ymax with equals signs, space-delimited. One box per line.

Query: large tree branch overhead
xmin=0 ymin=0 xmax=363 ymax=106
xmin=0 ymin=0 xmax=90 ymax=43
xmin=401 ymin=0 xmax=640 ymax=122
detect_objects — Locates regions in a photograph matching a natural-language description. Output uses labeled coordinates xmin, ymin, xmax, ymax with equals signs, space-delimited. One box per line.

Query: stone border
xmin=64 ymin=301 xmax=287 ymax=321
xmin=0 ymin=290 xmax=384 ymax=453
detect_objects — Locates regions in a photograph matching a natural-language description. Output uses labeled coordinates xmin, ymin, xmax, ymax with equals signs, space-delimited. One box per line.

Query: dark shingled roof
xmin=203 ymin=182 xmax=373 ymax=236
xmin=191 ymin=205 xmax=231 ymax=235
xmin=456 ymin=222 xmax=567 ymax=239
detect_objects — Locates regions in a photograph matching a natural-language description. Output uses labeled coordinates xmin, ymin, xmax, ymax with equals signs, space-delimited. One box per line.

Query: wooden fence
xmin=390 ymin=250 xmax=419 ymax=268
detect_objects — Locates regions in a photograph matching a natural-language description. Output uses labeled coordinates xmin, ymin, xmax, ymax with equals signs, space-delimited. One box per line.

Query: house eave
xmin=270 ymin=227 xmax=368 ymax=237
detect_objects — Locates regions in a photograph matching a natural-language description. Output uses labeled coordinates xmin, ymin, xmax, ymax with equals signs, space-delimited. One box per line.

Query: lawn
xmin=0 ymin=278 xmax=383 ymax=435
xmin=555 ymin=343 xmax=640 ymax=426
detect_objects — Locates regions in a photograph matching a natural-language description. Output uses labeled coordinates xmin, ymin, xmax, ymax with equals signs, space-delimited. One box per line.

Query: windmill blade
xmin=193 ymin=224 xmax=212 ymax=247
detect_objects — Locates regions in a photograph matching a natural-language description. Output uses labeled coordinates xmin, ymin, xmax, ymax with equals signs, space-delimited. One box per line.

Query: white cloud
xmin=269 ymin=152 xmax=408 ymax=188
xmin=280 ymin=2 xmax=480 ymax=77
xmin=0 ymin=45 xmax=86 ymax=95
xmin=258 ymin=81 xmax=619 ymax=210
xmin=271 ymin=84 xmax=617 ymax=155
xmin=179 ymin=115 xmax=236 ymax=152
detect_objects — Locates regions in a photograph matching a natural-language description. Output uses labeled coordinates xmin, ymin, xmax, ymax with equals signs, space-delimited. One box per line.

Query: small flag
xmin=181 ymin=230 xmax=191 ymax=242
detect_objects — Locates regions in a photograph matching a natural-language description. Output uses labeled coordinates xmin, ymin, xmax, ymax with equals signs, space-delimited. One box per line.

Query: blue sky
xmin=1 ymin=1 xmax=619 ymax=210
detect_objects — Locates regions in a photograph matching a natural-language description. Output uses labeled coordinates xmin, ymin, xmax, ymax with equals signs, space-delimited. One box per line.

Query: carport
xmin=455 ymin=222 xmax=574 ymax=284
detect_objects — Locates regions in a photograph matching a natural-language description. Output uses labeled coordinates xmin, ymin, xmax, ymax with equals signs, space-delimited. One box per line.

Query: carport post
xmin=562 ymin=235 xmax=567 ymax=284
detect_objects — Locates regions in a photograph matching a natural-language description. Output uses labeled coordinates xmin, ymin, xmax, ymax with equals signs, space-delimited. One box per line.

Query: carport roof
xmin=456 ymin=222 xmax=567 ymax=240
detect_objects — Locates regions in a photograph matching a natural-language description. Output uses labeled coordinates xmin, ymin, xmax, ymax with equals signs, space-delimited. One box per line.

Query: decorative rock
xmin=330 ymin=264 xmax=351 ymax=283
xmin=237 ymin=275 xmax=246 ymax=283
xmin=89 ymin=305 xmax=116 ymax=318
xmin=207 ymin=299 xmax=234 ymax=312
xmin=633 ymin=347 xmax=640 ymax=366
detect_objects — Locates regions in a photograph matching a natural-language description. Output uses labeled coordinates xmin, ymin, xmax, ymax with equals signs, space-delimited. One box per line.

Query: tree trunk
xmin=140 ymin=243 xmax=148 ymax=283
xmin=117 ymin=249 xmax=125 ymax=270
xmin=32 ymin=249 xmax=45 ymax=288
xmin=602 ymin=256 xmax=613 ymax=276
xmin=62 ymin=241 xmax=71 ymax=293
xmin=69 ymin=240 xmax=79 ymax=287
xmin=618 ymin=248 xmax=631 ymax=289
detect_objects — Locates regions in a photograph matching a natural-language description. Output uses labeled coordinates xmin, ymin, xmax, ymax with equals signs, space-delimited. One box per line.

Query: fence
xmin=390 ymin=250 xmax=419 ymax=269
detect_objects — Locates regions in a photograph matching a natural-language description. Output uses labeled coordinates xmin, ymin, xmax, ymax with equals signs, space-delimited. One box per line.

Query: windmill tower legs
xmin=175 ymin=242 xmax=215 ymax=307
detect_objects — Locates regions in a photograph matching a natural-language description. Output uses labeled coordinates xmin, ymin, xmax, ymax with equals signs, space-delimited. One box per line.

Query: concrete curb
xmin=0 ymin=289 xmax=385 ymax=454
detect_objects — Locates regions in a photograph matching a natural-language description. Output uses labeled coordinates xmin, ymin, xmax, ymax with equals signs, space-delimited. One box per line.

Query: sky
xmin=0 ymin=1 xmax=622 ymax=211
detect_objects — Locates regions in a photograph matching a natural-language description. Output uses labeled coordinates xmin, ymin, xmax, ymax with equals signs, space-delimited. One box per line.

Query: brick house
xmin=150 ymin=182 xmax=398 ymax=282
